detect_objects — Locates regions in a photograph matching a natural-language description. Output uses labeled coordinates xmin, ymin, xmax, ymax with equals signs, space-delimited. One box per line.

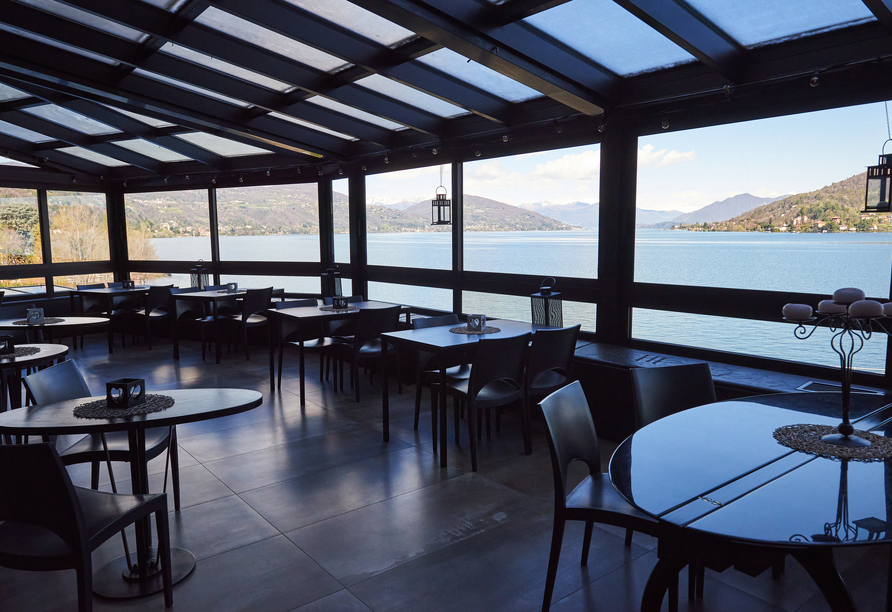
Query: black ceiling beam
xmin=0 ymin=132 xmax=107 ymax=178
xmin=489 ymin=0 xmax=572 ymax=25
xmin=0 ymin=165 xmax=101 ymax=189
xmin=612 ymin=0 xmax=744 ymax=82
xmin=863 ymin=0 xmax=892 ymax=35
xmin=352 ymin=0 xmax=614 ymax=115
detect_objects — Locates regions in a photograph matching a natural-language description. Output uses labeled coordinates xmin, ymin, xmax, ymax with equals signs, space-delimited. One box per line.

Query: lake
xmin=148 ymin=229 xmax=892 ymax=373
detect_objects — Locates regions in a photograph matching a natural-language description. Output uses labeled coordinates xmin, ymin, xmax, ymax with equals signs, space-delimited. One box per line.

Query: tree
xmin=49 ymin=205 xmax=109 ymax=262
xmin=0 ymin=201 xmax=39 ymax=264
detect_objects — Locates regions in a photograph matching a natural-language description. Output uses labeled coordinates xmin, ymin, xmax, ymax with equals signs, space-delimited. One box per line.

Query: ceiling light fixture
xmin=266 ymin=168 xmax=271 ymax=176
xmin=810 ymin=72 xmax=820 ymax=87
xmin=318 ymin=167 xmax=323 ymax=176
xmin=361 ymin=163 xmax=367 ymax=171
xmin=554 ymin=120 xmax=563 ymax=134
xmin=598 ymin=118 xmax=606 ymax=133
xmin=661 ymin=115 xmax=670 ymax=130
xmin=502 ymin=134 xmax=511 ymax=142
xmin=239 ymin=175 xmax=244 ymax=183
xmin=384 ymin=154 xmax=389 ymax=164
xmin=212 ymin=177 xmax=217 ymax=185
xmin=474 ymin=149 xmax=481 ymax=157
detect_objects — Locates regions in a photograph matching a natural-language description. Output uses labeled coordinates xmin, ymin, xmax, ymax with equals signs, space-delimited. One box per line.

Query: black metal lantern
xmin=321 ymin=265 xmax=343 ymax=299
xmin=431 ymin=186 xmax=451 ymax=226
xmin=864 ymin=143 xmax=892 ymax=213
xmin=0 ymin=335 xmax=15 ymax=356
xmin=190 ymin=260 xmax=210 ymax=291
xmin=531 ymin=277 xmax=563 ymax=327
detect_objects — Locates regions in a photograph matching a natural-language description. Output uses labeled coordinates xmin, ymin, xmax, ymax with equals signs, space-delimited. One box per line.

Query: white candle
xmin=817 ymin=300 xmax=847 ymax=314
xmin=884 ymin=303 xmax=892 ymax=316
xmin=848 ymin=299 xmax=884 ymax=318
xmin=782 ymin=303 xmax=813 ymax=320
xmin=832 ymin=287 xmax=866 ymax=304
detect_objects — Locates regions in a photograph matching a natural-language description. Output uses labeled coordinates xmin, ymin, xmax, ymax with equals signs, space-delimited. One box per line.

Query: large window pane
xmin=366 ymin=166 xmax=451 ymax=269
xmin=219 ymin=274 xmax=320 ymax=295
xmin=125 ymin=189 xmax=211 ymax=261
xmin=368 ymin=281 xmax=451 ymax=310
xmin=217 ymin=184 xmax=320 ymax=262
xmin=635 ymin=102 xmax=892 ymax=298
xmin=463 ymin=144 xmax=598 ymax=277
xmin=463 ymin=290 xmax=596 ymax=331
xmin=53 ymin=273 xmax=114 ymax=288
xmin=48 ymin=191 xmax=109 ymax=263
xmin=333 ymin=178 xmax=350 ymax=263
xmin=0 ymin=188 xmax=41 ymax=265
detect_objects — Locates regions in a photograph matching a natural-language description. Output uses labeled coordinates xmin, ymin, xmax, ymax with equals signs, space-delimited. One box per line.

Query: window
xmin=368 ymin=282 xmax=451 ymax=311
xmin=125 ymin=189 xmax=210 ymax=261
xmin=48 ymin=191 xmax=109 ymax=263
xmin=220 ymin=274 xmax=320 ymax=295
xmin=0 ymin=188 xmax=41 ymax=265
xmin=462 ymin=290 xmax=596 ymax=331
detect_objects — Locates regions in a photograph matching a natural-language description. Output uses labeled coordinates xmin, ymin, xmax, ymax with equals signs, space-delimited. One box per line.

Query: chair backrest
xmin=468 ymin=332 xmax=531 ymax=398
xmin=205 ymin=284 xmax=226 ymax=291
xmin=277 ymin=299 xmax=318 ymax=310
xmin=0 ymin=290 xmax=4 ymax=305
xmin=76 ymin=283 xmax=104 ymax=290
xmin=353 ymin=305 xmax=401 ymax=348
xmin=0 ymin=443 xmax=87 ymax=558
xmin=240 ymin=287 xmax=273 ymax=318
xmin=539 ymin=381 xmax=602 ymax=508
xmin=276 ymin=299 xmax=322 ymax=341
xmin=144 ymin=285 xmax=174 ymax=314
xmin=170 ymin=287 xmax=203 ymax=320
xmin=526 ymin=324 xmax=580 ymax=388
xmin=24 ymin=359 xmax=92 ymax=405
xmin=630 ymin=363 xmax=716 ymax=430
xmin=106 ymin=281 xmax=123 ymax=288
xmin=323 ymin=295 xmax=364 ymax=305
xmin=413 ymin=313 xmax=460 ymax=330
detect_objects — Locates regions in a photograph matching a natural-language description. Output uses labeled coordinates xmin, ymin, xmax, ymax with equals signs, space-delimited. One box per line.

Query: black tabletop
xmin=0 ymin=316 xmax=109 ymax=329
xmin=72 ymin=287 xmax=149 ymax=295
xmin=383 ymin=319 xmax=550 ymax=351
xmin=610 ymin=392 xmax=892 ymax=548
xmin=0 ymin=343 xmax=68 ymax=366
xmin=269 ymin=301 xmax=401 ymax=321
xmin=0 ymin=388 xmax=263 ymax=436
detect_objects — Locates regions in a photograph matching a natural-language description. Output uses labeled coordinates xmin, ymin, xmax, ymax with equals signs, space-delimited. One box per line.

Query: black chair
xmin=205 ymin=284 xmax=238 ymax=317
xmin=169 ymin=286 xmax=211 ymax=360
xmin=125 ymin=285 xmax=173 ymax=349
xmin=219 ymin=287 xmax=273 ymax=360
xmin=518 ymin=324 xmax=581 ymax=454
xmin=22 ymin=360 xmax=182 ymax=510
xmin=322 ymin=295 xmax=365 ymax=340
xmin=411 ymin=314 xmax=471 ymax=431
xmin=437 ymin=332 xmax=530 ymax=472
xmin=330 ymin=304 xmax=402 ymax=402
xmin=74 ymin=283 xmax=108 ymax=349
xmin=275 ymin=299 xmax=339 ymax=388
xmin=539 ymin=381 xmax=669 ymax=612
xmin=0 ymin=443 xmax=173 ymax=612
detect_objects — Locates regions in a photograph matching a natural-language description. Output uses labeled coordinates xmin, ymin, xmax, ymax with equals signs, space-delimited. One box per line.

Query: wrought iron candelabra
xmin=783 ymin=288 xmax=892 ymax=448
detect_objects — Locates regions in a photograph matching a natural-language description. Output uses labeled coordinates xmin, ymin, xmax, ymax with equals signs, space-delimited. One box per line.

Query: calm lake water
xmin=149 ymin=229 xmax=892 ymax=373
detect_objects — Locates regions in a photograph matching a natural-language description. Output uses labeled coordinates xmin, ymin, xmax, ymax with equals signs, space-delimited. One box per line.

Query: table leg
xmin=792 ymin=548 xmax=857 ymax=612
xmin=268 ymin=325 xmax=274 ymax=392
xmin=299 ymin=338 xmax=306 ymax=406
xmin=439 ymin=365 xmax=447 ymax=468
xmin=382 ymin=337 xmax=389 ymax=442
xmin=641 ymin=557 xmax=684 ymax=612
xmin=214 ymin=298 xmax=222 ymax=364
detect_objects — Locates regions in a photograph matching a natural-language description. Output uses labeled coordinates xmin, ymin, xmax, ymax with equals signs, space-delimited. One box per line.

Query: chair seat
xmin=445 ymin=378 xmax=523 ymax=407
xmin=421 ymin=363 xmax=471 ymax=383
xmin=223 ymin=313 xmax=268 ymax=325
xmin=0 ymin=522 xmax=72 ymax=563
xmin=357 ymin=338 xmax=398 ymax=356
xmin=285 ymin=337 xmax=337 ymax=351
xmin=132 ymin=308 xmax=170 ymax=318
xmin=566 ymin=474 xmax=657 ymax=530
xmin=59 ymin=427 xmax=172 ymax=464
xmin=531 ymin=369 xmax=570 ymax=394
xmin=76 ymin=487 xmax=162 ymax=545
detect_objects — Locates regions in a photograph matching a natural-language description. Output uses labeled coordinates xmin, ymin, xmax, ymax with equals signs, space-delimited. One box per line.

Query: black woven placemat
xmin=773 ymin=424 xmax=892 ymax=462
xmin=449 ymin=325 xmax=501 ymax=335
xmin=319 ymin=305 xmax=359 ymax=312
xmin=12 ymin=317 xmax=65 ymax=326
xmin=74 ymin=394 xmax=175 ymax=419
xmin=13 ymin=346 xmax=41 ymax=357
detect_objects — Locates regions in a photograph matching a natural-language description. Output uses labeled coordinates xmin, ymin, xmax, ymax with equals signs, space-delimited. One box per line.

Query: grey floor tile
xmin=289 ymin=589 xmax=373 ymax=612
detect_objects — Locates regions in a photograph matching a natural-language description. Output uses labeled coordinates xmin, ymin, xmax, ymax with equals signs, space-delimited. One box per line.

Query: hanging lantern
xmin=864 ymin=142 xmax=892 ymax=213
xmin=531 ymin=277 xmax=563 ymax=327
xmin=190 ymin=259 xmax=209 ymax=291
xmin=321 ymin=265 xmax=342 ymax=299
xmin=431 ymin=186 xmax=451 ymax=226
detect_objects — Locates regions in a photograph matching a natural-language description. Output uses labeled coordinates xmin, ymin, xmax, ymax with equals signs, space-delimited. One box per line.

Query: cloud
xmin=656 ymin=150 xmax=697 ymax=167
xmin=530 ymin=149 xmax=600 ymax=181
xmin=638 ymin=143 xmax=697 ymax=168
xmin=468 ymin=161 xmax=508 ymax=181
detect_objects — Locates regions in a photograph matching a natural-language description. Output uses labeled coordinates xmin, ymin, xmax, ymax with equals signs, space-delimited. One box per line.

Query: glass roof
xmin=58 ymin=146 xmax=130 ymax=167
xmin=268 ymin=112 xmax=357 ymax=140
xmin=23 ymin=104 xmax=121 ymax=135
xmin=0 ymin=22 xmax=119 ymax=66
xmin=159 ymin=42 xmax=294 ymax=93
xmin=0 ymin=83 xmax=30 ymax=102
xmin=15 ymin=0 xmax=149 ymax=43
xmin=283 ymin=0 xmax=415 ymax=48
xmin=138 ymin=0 xmax=187 ymax=10
xmin=132 ymin=68 xmax=252 ymax=108
xmin=0 ymin=119 xmax=53 ymax=143
xmin=174 ymin=132 xmax=273 ymax=157
xmin=0 ymin=155 xmax=37 ymax=167
xmin=355 ymin=74 xmax=467 ymax=118
xmin=524 ymin=0 xmax=695 ymax=76
xmin=306 ymin=96 xmax=405 ymax=130
xmin=417 ymin=48 xmax=542 ymax=103
xmin=685 ymin=0 xmax=876 ymax=48
xmin=102 ymin=105 xmax=176 ymax=128
xmin=114 ymin=139 xmax=192 ymax=162
xmin=195 ymin=7 xmax=350 ymax=73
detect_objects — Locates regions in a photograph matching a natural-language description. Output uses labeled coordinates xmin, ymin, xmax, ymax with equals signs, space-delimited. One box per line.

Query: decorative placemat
xmin=14 ymin=346 xmax=41 ymax=357
xmin=449 ymin=325 xmax=501 ymax=335
xmin=12 ymin=317 xmax=65 ymax=326
xmin=773 ymin=424 xmax=892 ymax=462
xmin=319 ymin=305 xmax=359 ymax=312
xmin=74 ymin=394 xmax=175 ymax=419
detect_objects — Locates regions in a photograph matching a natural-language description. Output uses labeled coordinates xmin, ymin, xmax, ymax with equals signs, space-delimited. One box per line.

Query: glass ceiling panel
xmin=159 ymin=42 xmax=294 ymax=93
xmin=524 ymin=0 xmax=695 ymax=76
xmin=174 ymin=132 xmax=273 ymax=157
xmin=283 ymin=0 xmax=415 ymax=47
xmin=417 ymin=48 xmax=542 ymax=103
xmin=58 ymin=146 xmax=129 ymax=167
xmin=16 ymin=0 xmax=149 ymax=42
xmin=0 ymin=119 xmax=53 ymax=143
xmin=102 ymin=105 xmax=175 ymax=128
xmin=132 ymin=68 xmax=252 ymax=107
xmin=195 ymin=7 xmax=350 ymax=73
xmin=0 ymin=156 xmax=38 ymax=167
xmin=114 ymin=139 xmax=191 ymax=162
xmin=268 ymin=112 xmax=357 ymax=140
xmin=0 ymin=22 xmax=118 ymax=65
xmin=138 ymin=0 xmax=187 ymax=10
xmin=0 ymin=83 xmax=30 ymax=102
xmin=24 ymin=105 xmax=121 ymax=135
xmin=356 ymin=74 xmax=467 ymax=118
xmin=685 ymin=0 xmax=876 ymax=47
xmin=306 ymin=96 xmax=404 ymax=130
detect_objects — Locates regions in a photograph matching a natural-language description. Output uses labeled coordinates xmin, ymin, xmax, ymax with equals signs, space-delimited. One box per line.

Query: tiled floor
xmin=1 ymin=334 xmax=888 ymax=612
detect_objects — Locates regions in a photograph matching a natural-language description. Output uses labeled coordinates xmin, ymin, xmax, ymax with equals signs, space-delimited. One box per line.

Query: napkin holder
xmin=226 ymin=282 xmax=238 ymax=294
xmin=26 ymin=308 xmax=44 ymax=326
xmin=0 ymin=335 xmax=15 ymax=356
xmin=467 ymin=314 xmax=486 ymax=331
xmin=332 ymin=296 xmax=349 ymax=309
xmin=106 ymin=378 xmax=146 ymax=409
xmin=122 ymin=280 xmax=135 ymax=289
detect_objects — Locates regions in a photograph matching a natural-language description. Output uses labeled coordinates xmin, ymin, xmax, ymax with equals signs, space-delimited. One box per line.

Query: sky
xmin=355 ymin=100 xmax=892 ymax=213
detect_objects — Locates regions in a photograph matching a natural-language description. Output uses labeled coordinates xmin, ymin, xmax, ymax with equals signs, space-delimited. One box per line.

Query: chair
xmin=275 ymin=299 xmax=339 ymax=388
xmin=205 ymin=284 xmax=238 ymax=317
xmin=169 ymin=286 xmax=210 ymax=359
xmin=219 ymin=287 xmax=273 ymax=360
xmin=630 ymin=363 xmax=716 ymax=431
xmin=125 ymin=285 xmax=173 ymax=349
xmin=539 ymin=381 xmax=667 ymax=612
xmin=411 ymin=314 xmax=471 ymax=431
xmin=0 ymin=443 xmax=173 ymax=612
xmin=330 ymin=305 xmax=402 ymax=402
xmin=437 ymin=332 xmax=530 ymax=472
xmin=322 ymin=295 xmax=365 ymax=340
xmin=22 ymin=360 xmax=182 ymax=510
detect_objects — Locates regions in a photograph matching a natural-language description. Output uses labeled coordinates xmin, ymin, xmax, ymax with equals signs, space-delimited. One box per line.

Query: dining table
xmin=0 ymin=343 xmax=69 ymax=411
xmin=381 ymin=318 xmax=554 ymax=467
xmin=609 ymin=391 xmax=892 ymax=612
xmin=0 ymin=316 xmax=111 ymax=351
xmin=0 ymin=387 xmax=263 ymax=599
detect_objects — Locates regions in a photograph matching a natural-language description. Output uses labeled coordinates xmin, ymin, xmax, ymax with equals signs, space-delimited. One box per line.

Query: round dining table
xmin=0 ymin=316 xmax=111 ymax=351
xmin=0 ymin=343 xmax=69 ymax=411
xmin=0 ymin=387 xmax=263 ymax=599
xmin=609 ymin=392 xmax=892 ymax=612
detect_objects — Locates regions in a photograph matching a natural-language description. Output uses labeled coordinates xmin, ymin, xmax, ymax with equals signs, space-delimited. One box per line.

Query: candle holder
xmin=106 ymin=378 xmax=146 ymax=410
xmin=784 ymin=289 xmax=892 ymax=448
xmin=467 ymin=314 xmax=486 ymax=332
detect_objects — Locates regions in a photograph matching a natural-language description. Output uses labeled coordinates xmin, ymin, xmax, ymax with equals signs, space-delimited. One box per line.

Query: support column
xmin=105 ymin=189 xmax=128 ymax=283
xmin=451 ymin=161 xmax=463 ymax=314
xmin=37 ymin=189 xmax=53 ymax=291
xmin=208 ymin=188 xmax=220 ymax=284
xmin=318 ymin=179 xmax=334 ymax=268
xmin=348 ymin=172 xmax=368 ymax=299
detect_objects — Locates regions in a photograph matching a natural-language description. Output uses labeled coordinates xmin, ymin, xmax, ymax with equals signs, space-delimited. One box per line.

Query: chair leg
xmin=278 ymin=345 xmax=285 ymax=389
xmin=453 ymin=394 xmax=460 ymax=446
xmin=242 ymin=325 xmax=250 ymax=360
xmin=170 ymin=428 xmax=181 ymax=511
xmin=75 ymin=563 xmax=93 ymax=612
xmin=90 ymin=461 xmax=100 ymax=490
xmin=414 ymin=374 xmax=423 ymax=430
xmin=354 ymin=354 xmax=361 ymax=402
xmin=624 ymin=527 xmax=633 ymax=546
xmin=542 ymin=515 xmax=566 ymax=612
xmin=146 ymin=317 xmax=153 ymax=350
xmin=154 ymin=508 xmax=174 ymax=608
xmin=467 ymin=401 xmax=478 ymax=472
xmin=581 ymin=520 xmax=594 ymax=565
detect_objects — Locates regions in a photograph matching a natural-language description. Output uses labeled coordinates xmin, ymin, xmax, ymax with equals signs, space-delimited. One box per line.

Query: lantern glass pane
xmin=866 ymin=177 xmax=883 ymax=208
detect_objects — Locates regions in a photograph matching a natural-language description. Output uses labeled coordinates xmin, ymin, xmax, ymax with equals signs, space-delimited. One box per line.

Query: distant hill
xmin=518 ymin=201 xmax=599 ymax=228
xmin=670 ymin=193 xmax=788 ymax=224
xmin=404 ymin=194 xmax=574 ymax=231
xmin=636 ymin=208 xmax=685 ymax=227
